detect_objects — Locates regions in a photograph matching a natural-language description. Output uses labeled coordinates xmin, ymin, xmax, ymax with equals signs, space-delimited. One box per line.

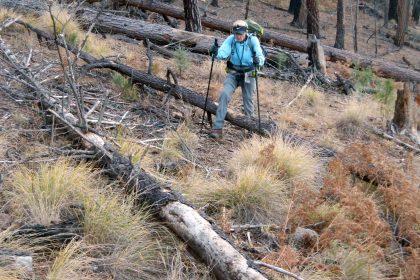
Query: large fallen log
xmin=0 ymin=0 xmax=47 ymax=14
xmin=0 ymin=35 xmax=269 ymax=280
xmin=119 ymin=0 xmax=420 ymax=83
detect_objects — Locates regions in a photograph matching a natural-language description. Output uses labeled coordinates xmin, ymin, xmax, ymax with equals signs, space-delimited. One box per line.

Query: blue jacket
xmin=216 ymin=34 xmax=265 ymax=68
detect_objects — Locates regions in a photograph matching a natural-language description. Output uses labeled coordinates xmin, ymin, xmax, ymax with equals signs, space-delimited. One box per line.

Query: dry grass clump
xmin=201 ymin=60 xmax=226 ymax=84
xmin=46 ymin=240 xmax=98 ymax=280
xmin=111 ymin=72 xmax=139 ymax=102
xmin=82 ymin=193 xmax=164 ymax=279
xmin=35 ymin=5 xmax=111 ymax=57
xmin=5 ymin=160 xmax=99 ymax=225
xmin=315 ymin=242 xmax=386 ymax=279
xmin=160 ymin=122 xmax=197 ymax=164
xmin=200 ymin=166 xmax=289 ymax=224
xmin=230 ymin=134 xmax=320 ymax=183
xmin=335 ymin=99 xmax=371 ymax=137
xmin=302 ymin=87 xmax=324 ymax=107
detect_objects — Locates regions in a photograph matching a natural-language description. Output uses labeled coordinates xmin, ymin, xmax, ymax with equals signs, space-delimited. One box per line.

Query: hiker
xmin=208 ymin=20 xmax=265 ymax=139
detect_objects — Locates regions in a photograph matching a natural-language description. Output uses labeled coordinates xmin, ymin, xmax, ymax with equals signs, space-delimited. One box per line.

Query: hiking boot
xmin=209 ymin=128 xmax=223 ymax=139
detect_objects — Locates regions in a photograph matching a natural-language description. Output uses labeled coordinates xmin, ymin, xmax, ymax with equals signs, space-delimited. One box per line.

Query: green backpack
xmin=246 ymin=19 xmax=264 ymax=38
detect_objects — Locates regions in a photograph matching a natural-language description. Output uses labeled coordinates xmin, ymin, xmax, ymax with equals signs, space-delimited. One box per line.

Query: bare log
xmin=119 ymin=0 xmax=420 ymax=82
xmin=0 ymin=0 xmax=47 ymax=14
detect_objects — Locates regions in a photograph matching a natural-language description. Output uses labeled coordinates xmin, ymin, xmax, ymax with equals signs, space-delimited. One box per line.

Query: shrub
xmin=111 ymin=72 xmax=139 ymax=102
xmin=374 ymin=79 xmax=396 ymax=118
xmin=276 ymin=52 xmax=289 ymax=69
xmin=174 ymin=47 xmax=191 ymax=76
xmin=353 ymin=64 xmax=374 ymax=91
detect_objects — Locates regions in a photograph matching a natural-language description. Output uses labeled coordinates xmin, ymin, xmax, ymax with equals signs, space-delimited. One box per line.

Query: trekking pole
xmin=254 ymin=67 xmax=261 ymax=133
xmin=201 ymin=38 xmax=218 ymax=129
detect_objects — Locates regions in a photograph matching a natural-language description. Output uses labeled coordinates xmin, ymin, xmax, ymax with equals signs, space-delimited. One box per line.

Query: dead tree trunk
xmin=353 ymin=0 xmax=359 ymax=53
xmin=288 ymin=0 xmax=298 ymax=14
xmin=334 ymin=0 xmax=345 ymax=49
xmin=389 ymin=0 xmax=398 ymax=22
xmin=210 ymin=0 xmax=218 ymax=8
xmin=413 ymin=0 xmax=420 ymax=24
xmin=291 ymin=0 xmax=306 ymax=28
xmin=383 ymin=0 xmax=390 ymax=27
xmin=306 ymin=0 xmax=320 ymax=39
xmin=395 ymin=0 xmax=410 ymax=46
xmin=393 ymin=82 xmax=418 ymax=138
xmin=183 ymin=0 xmax=202 ymax=33
xmin=307 ymin=34 xmax=326 ymax=75
xmin=245 ymin=0 xmax=251 ymax=19
xmin=75 ymin=6 xmax=420 ymax=83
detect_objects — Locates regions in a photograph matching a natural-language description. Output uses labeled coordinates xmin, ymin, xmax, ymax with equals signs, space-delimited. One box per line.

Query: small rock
xmin=0 ymin=249 xmax=33 ymax=276
xmin=291 ymin=227 xmax=319 ymax=250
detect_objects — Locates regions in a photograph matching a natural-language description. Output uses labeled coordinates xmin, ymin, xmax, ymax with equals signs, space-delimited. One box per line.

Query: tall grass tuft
xmin=111 ymin=72 xmax=139 ymax=102
xmin=230 ymin=135 xmax=320 ymax=183
xmin=6 ymin=160 xmax=99 ymax=225
xmin=82 ymin=194 xmax=164 ymax=279
xmin=200 ymin=166 xmax=289 ymax=224
xmin=161 ymin=122 xmax=197 ymax=163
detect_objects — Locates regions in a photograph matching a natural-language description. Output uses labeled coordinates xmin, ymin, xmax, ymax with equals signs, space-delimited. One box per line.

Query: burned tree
xmin=291 ymin=0 xmax=306 ymax=28
xmin=388 ymin=0 xmax=398 ymax=22
xmin=288 ymin=0 xmax=299 ymax=14
xmin=413 ymin=0 xmax=420 ymax=24
xmin=306 ymin=0 xmax=320 ymax=39
xmin=393 ymin=83 xmax=418 ymax=140
xmin=394 ymin=0 xmax=409 ymax=46
xmin=383 ymin=0 xmax=389 ymax=27
xmin=210 ymin=0 xmax=218 ymax=7
xmin=334 ymin=0 xmax=345 ymax=49
xmin=183 ymin=0 xmax=201 ymax=33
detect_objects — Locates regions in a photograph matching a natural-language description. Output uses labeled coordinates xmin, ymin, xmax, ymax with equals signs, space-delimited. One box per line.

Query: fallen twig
xmin=253 ymin=260 xmax=305 ymax=280
xmin=284 ymin=73 xmax=314 ymax=108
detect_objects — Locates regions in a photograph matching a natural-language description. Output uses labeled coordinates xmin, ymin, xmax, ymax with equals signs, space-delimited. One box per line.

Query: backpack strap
xmin=247 ymin=34 xmax=256 ymax=56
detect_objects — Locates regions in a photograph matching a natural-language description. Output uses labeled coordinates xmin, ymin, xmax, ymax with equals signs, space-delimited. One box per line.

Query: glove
xmin=253 ymin=56 xmax=260 ymax=67
xmin=210 ymin=44 xmax=219 ymax=58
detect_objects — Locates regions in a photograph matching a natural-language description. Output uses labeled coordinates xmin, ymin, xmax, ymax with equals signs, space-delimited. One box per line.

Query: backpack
xmin=246 ymin=19 xmax=267 ymax=68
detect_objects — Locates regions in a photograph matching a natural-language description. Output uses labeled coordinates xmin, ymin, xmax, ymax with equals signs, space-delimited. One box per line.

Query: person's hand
xmin=253 ymin=56 xmax=260 ymax=67
xmin=210 ymin=44 xmax=219 ymax=58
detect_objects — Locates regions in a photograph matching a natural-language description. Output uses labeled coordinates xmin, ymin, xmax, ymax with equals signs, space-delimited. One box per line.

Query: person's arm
xmin=250 ymin=36 xmax=265 ymax=66
xmin=216 ymin=35 xmax=234 ymax=60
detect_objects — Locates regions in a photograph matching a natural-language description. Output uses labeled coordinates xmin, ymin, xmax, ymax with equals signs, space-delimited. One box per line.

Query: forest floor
xmin=0 ymin=0 xmax=419 ymax=279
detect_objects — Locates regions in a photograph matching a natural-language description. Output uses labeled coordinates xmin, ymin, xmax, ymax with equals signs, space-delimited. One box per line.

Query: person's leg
xmin=241 ymin=75 xmax=256 ymax=117
xmin=213 ymin=74 xmax=238 ymax=129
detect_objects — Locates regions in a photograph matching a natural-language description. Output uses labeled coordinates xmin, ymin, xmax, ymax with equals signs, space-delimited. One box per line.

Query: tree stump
xmin=307 ymin=34 xmax=326 ymax=75
xmin=393 ymin=82 xmax=419 ymax=143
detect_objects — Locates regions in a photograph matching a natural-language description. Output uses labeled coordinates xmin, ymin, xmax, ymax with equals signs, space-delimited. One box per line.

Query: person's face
xmin=234 ymin=33 xmax=246 ymax=42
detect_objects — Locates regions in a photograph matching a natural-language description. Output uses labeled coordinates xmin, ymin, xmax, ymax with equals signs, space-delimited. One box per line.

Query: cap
xmin=232 ymin=20 xmax=248 ymax=35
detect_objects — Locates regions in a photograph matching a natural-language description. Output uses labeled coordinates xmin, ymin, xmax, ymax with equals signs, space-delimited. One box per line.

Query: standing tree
xmin=210 ymin=0 xmax=219 ymax=7
xmin=334 ymin=0 xmax=345 ymax=49
xmin=245 ymin=0 xmax=251 ymax=19
xmin=383 ymin=0 xmax=389 ymax=27
xmin=395 ymin=0 xmax=410 ymax=46
xmin=353 ymin=0 xmax=359 ymax=52
xmin=306 ymin=0 xmax=320 ymax=38
xmin=291 ymin=0 xmax=306 ymax=28
xmin=413 ymin=0 xmax=420 ymax=24
xmin=288 ymin=0 xmax=300 ymax=14
xmin=183 ymin=0 xmax=202 ymax=33
xmin=389 ymin=0 xmax=398 ymax=22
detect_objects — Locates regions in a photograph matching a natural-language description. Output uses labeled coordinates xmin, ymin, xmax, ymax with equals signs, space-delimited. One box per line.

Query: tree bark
xmin=210 ymin=0 xmax=218 ymax=8
xmin=288 ymin=0 xmax=298 ymax=14
xmin=245 ymin=0 xmax=251 ymax=19
xmin=183 ymin=0 xmax=202 ymax=33
xmin=307 ymin=34 xmax=326 ymax=74
xmin=413 ymin=0 xmax=420 ymax=24
xmin=291 ymin=0 xmax=306 ymax=28
xmin=75 ymin=7 xmax=420 ymax=83
xmin=383 ymin=0 xmax=390 ymax=27
xmin=353 ymin=0 xmax=359 ymax=53
xmin=394 ymin=0 xmax=410 ymax=46
xmin=306 ymin=0 xmax=320 ymax=39
xmin=393 ymin=82 xmax=418 ymax=136
xmin=389 ymin=0 xmax=398 ymax=22
xmin=334 ymin=0 xmax=345 ymax=49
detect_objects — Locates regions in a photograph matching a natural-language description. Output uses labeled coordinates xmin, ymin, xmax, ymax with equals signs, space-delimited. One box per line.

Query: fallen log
xmin=119 ymin=0 xmax=420 ymax=82
xmin=18 ymin=19 xmax=335 ymax=157
xmin=0 ymin=36 xmax=269 ymax=280
xmin=0 ymin=0 xmax=47 ymax=14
